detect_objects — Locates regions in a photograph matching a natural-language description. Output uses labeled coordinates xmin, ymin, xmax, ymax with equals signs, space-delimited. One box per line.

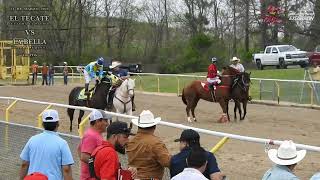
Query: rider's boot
xmin=132 ymin=95 xmax=136 ymax=111
xmin=107 ymin=90 xmax=114 ymax=110
xmin=85 ymin=83 xmax=90 ymax=95
xmin=209 ymin=84 xmax=216 ymax=102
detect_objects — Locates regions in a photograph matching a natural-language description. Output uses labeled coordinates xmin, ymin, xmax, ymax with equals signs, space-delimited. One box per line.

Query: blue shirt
xmin=170 ymin=147 xmax=220 ymax=179
xmin=85 ymin=61 xmax=104 ymax=79
xmin=113 ymin=68 xmax=128 ymax=77
xmin=262 ymin=165 xmax=299 ymax=180
xmin=20 ymin=130 xmax=74 ymax=180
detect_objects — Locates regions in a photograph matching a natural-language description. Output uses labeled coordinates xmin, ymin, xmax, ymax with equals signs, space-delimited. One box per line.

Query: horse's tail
xmin=182 ymin=88 xmax=187 ymax=105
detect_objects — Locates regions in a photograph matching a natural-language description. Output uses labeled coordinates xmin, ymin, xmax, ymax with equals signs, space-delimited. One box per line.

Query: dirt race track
xmin=1 ymin=84 xmax=320 ymax=179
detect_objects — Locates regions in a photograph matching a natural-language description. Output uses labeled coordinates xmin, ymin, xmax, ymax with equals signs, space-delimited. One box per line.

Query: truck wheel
xmin=279 ymin=59 xmax=287 ymax=69
xmin=256 ymin=60 xmax=264 ymax=70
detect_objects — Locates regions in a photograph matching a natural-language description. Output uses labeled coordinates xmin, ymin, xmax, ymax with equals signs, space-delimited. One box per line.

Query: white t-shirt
xmin=230 ymin=63 xmax=245 ymax=72
xmin=171 ymin=168 xmax=208 ymax=180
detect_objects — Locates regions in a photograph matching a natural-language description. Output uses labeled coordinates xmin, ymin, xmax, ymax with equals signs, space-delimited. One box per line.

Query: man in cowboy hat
xmin=109 ymin=61 xmax=129 ymax=80
xmin=229 ymin=56 xmax=245 ymax=73
xmin=262 ymin=140 xmax=306 ymax=180
xmin=108 ymin=60 xmax=136 ymax=111
xmin=127 ymin=110 xmax=171 ymax=180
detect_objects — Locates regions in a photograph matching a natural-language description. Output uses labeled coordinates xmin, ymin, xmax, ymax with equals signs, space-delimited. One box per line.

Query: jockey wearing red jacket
xmin=207 ymin=57 xmax=221 ymax=87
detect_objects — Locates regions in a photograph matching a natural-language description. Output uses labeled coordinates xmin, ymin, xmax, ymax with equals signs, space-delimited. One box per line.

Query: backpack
xmin=88 ymin=144 xmax=110 ymax=180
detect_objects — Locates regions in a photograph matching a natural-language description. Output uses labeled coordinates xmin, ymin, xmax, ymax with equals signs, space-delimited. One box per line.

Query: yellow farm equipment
xmin=0 ymin=40 xmax=30 ymax=81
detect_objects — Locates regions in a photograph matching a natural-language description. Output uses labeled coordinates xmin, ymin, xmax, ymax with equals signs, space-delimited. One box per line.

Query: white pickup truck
xmin=253 ymin=45 xmax=309 ymax=70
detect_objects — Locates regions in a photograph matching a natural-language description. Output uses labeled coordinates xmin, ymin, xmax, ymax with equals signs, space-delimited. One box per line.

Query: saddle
xmin=201 ymin=82 xmax=217 ymax=92
xmin=77 ymin=88 xmax=94 ymax=100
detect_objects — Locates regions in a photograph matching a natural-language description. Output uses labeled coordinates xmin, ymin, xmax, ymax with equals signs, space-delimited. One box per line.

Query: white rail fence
xmin=1 ymin=96 xmax=320 ymax=152
xmin=3 ymin=69 xmax=320 ymax=105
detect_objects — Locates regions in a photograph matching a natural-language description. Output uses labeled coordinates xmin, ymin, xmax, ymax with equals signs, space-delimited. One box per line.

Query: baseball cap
xmin=107 ymin=121 xmax=135 ymax=136
xmin=174 ymin=129 xmax=200 ymax=142
xmin=24 ymin=172 xmax=48 ymax=180
xmin=89 ymin=109 xmax=112 ymax=122
xmin=42 ymin=109 xmax=59 ymax=122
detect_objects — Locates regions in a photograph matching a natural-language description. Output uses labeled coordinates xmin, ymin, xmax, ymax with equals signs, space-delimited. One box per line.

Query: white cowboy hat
xmin=268 ymin=140 xmax=306 ymax=166
xmin=34 ymin=61 xmax=37 ymax=63
xmin=230 ymin=57 xmax=240 ymax=62
xmin=63 ymin=61 xmax=67 ymax=65
xmin=109 ymin=61 xmax=122 ymax=69
xmin=131 ymin=110 xmax=161 ymax=128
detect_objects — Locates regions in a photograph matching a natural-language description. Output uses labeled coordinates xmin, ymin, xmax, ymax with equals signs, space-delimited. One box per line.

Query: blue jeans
xmin=48 ymin=74 xmax=54 ymax=85
xmin=63 ymin=75 xmax=68 ymax=85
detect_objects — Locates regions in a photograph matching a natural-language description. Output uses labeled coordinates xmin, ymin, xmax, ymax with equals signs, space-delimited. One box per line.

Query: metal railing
xmin=128 ymin=72 xmax=320 ymax=106
xmin=1 ymin=96 xmax=320 ymax=152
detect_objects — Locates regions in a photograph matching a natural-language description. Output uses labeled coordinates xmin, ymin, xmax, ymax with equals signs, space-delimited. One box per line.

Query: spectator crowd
xmin=30 ymin=61 xmax=69 ymax=86
xmin=19 ymin=109 xmax=320 ymax=180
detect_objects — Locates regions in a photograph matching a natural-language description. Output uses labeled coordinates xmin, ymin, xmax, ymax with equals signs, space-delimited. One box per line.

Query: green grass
xmin=250 ymin=68 xmax=305 ymax=80
xmin=1 ymin=68 xmax=317 ymax=105
xmin=135 ymin=68 xmax=306 ymax=93
xmin=133 ymin=68 xmax=318 ymax=105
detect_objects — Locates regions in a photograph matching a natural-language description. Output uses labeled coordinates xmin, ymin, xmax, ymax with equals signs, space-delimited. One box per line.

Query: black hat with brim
xmin=174 ymin=129 xmax=200 ymax=142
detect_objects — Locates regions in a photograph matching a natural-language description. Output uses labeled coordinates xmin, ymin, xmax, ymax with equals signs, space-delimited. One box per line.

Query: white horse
xmin=113 ymin=78 xmax=135 ymax=115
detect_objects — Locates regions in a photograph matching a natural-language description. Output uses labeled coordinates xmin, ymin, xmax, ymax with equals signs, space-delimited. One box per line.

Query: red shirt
xmin=79 ymin=128 xmax=103 ymax=180
xmin=207 ymin=64 xmax=218 ymax=78
xmin=31 ymin=64 xmax=38 ymax=73
xmin=42 ymin=66 xmax=48 ymax=75
xmin=94 ymin=141 xmax=119 ymax=180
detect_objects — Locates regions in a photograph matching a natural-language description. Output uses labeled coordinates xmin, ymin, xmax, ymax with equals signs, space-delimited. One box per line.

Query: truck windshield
xmin=278 ymin=45 xmax=297 ymax=52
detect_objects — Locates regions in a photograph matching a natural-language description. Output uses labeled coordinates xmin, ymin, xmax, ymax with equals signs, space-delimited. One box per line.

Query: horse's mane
xmin=222 ymin=66 xmax=239 ymax=75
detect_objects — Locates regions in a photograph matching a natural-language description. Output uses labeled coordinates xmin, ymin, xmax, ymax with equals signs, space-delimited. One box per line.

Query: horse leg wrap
xmin=187 ymin=117 xmax=192 ymax=123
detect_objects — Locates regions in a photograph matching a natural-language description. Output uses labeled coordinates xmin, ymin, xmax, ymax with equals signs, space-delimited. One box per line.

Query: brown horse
xmin=182 ymin=66 xmax=239 ymax=122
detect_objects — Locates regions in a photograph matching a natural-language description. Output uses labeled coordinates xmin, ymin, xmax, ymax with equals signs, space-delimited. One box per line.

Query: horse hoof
xmin=187 ymin=117 xmax=192 ymax=123
xmin=193 ymin=118 xmax=197 ymax=122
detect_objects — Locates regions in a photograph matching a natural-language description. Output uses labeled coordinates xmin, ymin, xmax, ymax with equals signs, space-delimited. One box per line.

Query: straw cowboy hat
xmin=268 ymin=140 xmax=306 ymax=166
xmin=109 ymin=61 xmax=122 ymax=69
xmin=230 ymin=57 xmax=240 ymax=62
xmin=131 ymin=110 xmax=161 ymax=128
